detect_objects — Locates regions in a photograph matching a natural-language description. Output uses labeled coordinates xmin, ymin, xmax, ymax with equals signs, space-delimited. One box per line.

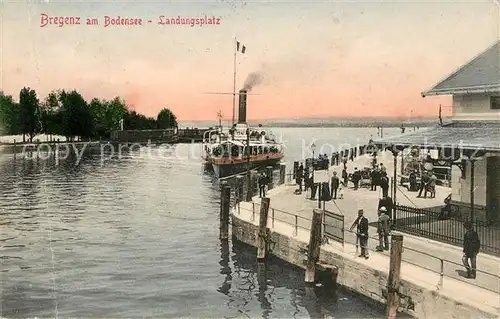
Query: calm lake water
xmin=0 ymin=127 xmax=401 ymax=318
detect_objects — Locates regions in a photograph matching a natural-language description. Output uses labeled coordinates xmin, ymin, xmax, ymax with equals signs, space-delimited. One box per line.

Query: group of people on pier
xmin=291 ymin=146 xmax=481 ymax=279
xmin=349 ymin=205 xmax=392 ymax=259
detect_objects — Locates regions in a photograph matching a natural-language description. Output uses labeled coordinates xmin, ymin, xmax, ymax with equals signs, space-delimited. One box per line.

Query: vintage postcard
xmin=0 ymin=1 xmax=499 ymax=318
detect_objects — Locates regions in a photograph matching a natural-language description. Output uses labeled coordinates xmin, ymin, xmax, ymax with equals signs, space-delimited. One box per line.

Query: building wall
xmin=452 ymin=94 xmax=500 ymax=120
xmin=450 ymin=155 xmax=500 ymax=220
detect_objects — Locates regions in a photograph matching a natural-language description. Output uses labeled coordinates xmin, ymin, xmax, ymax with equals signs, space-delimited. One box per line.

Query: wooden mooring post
xmin=305 ymin=209 xmax=323 ymax=284
xmin=266 ymin=166 xmax=273 ymax=189
xmin=257 ymin=197 xmax=270 ymax=261
xmin=220 ymin=183 xmax=231 ymax=240
xmin=387 ymin=233 xmax=403 ymax=318
xmin=279 ymin=163 xmax=286 ymax=185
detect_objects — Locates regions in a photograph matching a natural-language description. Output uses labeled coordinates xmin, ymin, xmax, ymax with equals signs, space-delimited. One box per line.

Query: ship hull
xmin=209 ymin=156 xmax=283 ymax=178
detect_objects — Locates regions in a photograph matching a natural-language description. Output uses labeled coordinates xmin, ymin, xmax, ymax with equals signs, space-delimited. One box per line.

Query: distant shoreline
xmin=179 ymin=118 xmax=440 ymax=128
xmin=257 ymin=123 xmax=434 ymax=128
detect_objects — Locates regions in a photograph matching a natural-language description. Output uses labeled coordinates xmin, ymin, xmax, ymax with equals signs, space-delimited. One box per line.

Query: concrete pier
xmin=231 ymin=150 xmax=500 ymax=318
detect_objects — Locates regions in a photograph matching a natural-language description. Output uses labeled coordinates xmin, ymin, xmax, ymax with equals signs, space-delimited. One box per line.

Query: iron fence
xmin=394 ymin=204 xmax=500 ymax=257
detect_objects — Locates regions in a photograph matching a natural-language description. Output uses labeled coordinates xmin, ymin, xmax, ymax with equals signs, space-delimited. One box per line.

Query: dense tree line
xmin=0 ymin=87 xmax=178 ymax=142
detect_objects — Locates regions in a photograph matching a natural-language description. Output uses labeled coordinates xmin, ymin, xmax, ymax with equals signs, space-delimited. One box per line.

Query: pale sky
xmin=1 ymin=0 xmax=499 ymax=121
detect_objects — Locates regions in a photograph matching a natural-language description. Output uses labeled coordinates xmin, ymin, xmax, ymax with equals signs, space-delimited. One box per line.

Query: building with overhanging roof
xmin=375 ymin=40 xmax=500 ymax=222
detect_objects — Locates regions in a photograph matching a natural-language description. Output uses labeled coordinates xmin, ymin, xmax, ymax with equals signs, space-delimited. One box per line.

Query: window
xmin=491 ymin=97 xmax=500 ymax=110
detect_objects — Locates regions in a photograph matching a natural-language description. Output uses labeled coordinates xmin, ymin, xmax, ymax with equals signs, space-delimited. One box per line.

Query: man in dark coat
xmin=409 ymin=170 xmax=418 ymax=192
xmin=330 ymin=171 xmax=340 ymax=200
xmin=258 ymin=171 xmax=268 ymax=198
xmin=417 ymin=171 xmax=430 ymax=198
xmin=352 ymin=168 xmax=361 ymax=190
xmin=462 ymin=221 xmax=480 ymax=279
xmin=380 ymin=175 xmax=389 ymax=198
xmin=370 ymin=166 xmax=379 ymax=191
xmin=350 ymin=209 xmax=369 ymax=259
xmin=341 ymin=167 xmax=348 ymax=187
xmin=296 ymin=163 xmax=304 ymax=192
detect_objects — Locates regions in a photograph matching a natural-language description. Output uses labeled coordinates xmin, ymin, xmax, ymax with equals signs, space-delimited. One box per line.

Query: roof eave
xmin=373 ymin=139 xmax=500 ymax=152
xmin=421 ymin=86 xmax=500 ymax=97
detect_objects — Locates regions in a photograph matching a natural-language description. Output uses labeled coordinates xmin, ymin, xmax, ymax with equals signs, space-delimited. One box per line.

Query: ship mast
xmin=245 ymin=127 xmax=251 ymax=201
xmin=217 ymin=110 xmax=223 ymax=129
xmin=232 ymin=37 xmax=237 ymax=125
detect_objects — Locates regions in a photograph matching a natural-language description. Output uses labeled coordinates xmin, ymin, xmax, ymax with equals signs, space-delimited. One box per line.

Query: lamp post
xmin=311 ymin=143 xmax=316 ymax=180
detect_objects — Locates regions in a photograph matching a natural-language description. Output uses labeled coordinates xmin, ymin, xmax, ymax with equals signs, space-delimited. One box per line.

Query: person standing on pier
xmin=379 ymin=163 xmax=387 ymax=175
xmin=409 ymin=170 xmax=418 ymax=191
xmin=376 ymin=207 xmax=391 ymax=252
xmin=341 ymin=167 xmax=348 ymax=188
xmin=380 ymin=174 xmax=389 ymax=198
xmin=352 ymin=168 xmax=361 ymax=190
xmin=350 ymin=209 xmax=369 ymax=259
xmin=370 ymin=165 xmax=379 ymax=191
xmin=296 ymin=163 xmax=304 ymax=192
xmin=330 ymin=171 xmax=340 ymax=200
xmin=428 ymin=173 xmax=437 ymax=198
xmin=378 ymin=195 xmax=393 ymax=220
xmin=258 ymin=171 xmax=268 ymax=198
xmin=417 ymin=171 xmax=430 ymax=198
xmin=462 ymin=221 xmax=480 ymax=279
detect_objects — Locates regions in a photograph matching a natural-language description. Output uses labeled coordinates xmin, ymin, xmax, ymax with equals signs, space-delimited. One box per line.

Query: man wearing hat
xmin=330 ymin=171 xmax=340 ymax=200
xmin=350 ymin=209 xmax=369 ymax=259
xmin=376 ymin=206 xmax=391 ymax=252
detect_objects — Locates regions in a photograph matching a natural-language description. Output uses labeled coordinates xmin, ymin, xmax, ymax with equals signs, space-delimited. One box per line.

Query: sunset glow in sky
xmin=1 ymin=0 xmax=499 ymax=121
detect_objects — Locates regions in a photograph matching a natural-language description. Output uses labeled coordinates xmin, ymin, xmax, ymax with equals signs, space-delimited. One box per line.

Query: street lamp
xmin=311 ymin=143 xmax=316 ymax=180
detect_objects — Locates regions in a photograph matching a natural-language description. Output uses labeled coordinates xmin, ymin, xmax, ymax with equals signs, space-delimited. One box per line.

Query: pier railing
xmin=341 ymin=227 xmax=500 ymax=294
xmin=393 ymin=204 xmax=500 ymax=257
xmin=237 ymin=202 xmax=500 ymax=293
xmin=251 ymin=202 xmax=312 ymax=235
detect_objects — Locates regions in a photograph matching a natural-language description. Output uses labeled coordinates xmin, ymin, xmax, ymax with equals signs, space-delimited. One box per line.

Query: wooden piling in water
xmin=305 ymin=209 xmax=323 ymax=284
xmin=266 ymin=166 xmax=273 ymax=189
xmin=246 ymin=171 xmax=256 ymax=202
xmin=220 ymin=184 xmax=231 ymax=240
xmin=387 ymin=233 xmax=403 ymax=318
xmin=236 ymin=175 xmax=244 ymax=202
xmin=257 ymin=197 xmax=270 ymax=261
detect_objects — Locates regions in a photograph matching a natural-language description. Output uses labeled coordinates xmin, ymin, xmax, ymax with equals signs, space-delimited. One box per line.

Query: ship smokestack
xmin=238 ymin=89 xmax=247 ymax=123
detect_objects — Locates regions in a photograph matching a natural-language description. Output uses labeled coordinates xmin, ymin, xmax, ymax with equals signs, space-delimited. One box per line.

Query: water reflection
xmin=256 ymin=263 xmax=272 ymax=318
xmin=218 ymin=240 xmax=232 ymax=296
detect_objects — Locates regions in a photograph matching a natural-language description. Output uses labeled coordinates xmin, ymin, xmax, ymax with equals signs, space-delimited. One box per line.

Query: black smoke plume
xmin=242 ymin=72 xmax=265 ymax=91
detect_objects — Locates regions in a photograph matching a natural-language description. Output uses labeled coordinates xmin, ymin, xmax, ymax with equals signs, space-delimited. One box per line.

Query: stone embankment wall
xmin=231 ymin=213 xmax=498 ymax=319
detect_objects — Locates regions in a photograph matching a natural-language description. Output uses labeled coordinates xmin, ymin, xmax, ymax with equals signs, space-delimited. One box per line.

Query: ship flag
xmin=236 ymin=41 xmax=246 ymax=54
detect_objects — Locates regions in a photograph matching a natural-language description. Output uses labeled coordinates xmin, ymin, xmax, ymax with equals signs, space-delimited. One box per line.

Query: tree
xmin=39 ymin=91 xmax=62 ymax=138
xmin=3 ymin=87 xmax=180 ymax=141
xmin=89 ymin=98 xmax=107 ymax=139
xmin=59 ymin=90 xmax=93 ymax=140
xmin=157 ymin=108 xmax=178 ymax=129
xmin=125 ymin=111 xmax=157 ymax=130
xmin=18 ymin=87 xmax=40 ymax=142
xmin=103 ymin=97 xmax=128 ymax=136
xmin=0 ymin=92 xmax=21 ymax=136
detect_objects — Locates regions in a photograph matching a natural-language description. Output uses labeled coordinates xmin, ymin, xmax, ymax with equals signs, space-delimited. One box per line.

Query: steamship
xmin=202 ymin=89 xmax=284 ymax=178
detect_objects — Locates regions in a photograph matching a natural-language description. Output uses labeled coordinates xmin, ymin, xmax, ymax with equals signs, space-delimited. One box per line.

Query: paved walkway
xmin=249 ymin=151 xmax=500 ymax=293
